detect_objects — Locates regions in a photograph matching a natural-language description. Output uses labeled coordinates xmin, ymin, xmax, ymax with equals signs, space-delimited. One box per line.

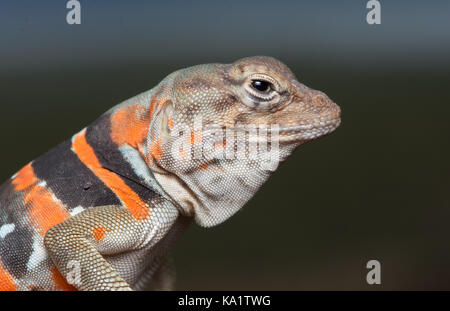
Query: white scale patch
xmin=27 ymin=235 xmax=48 ymax=270
xmin=0 ymin=223 xmax=15 ymax=239
xmin=70 ymin=206 xmax=85 ymax=216
xmin=119 ymin=144 xmax=168 ymax=196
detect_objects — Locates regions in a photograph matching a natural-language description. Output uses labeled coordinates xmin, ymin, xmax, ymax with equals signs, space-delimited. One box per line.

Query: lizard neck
xmin=145 ymin=118 xmax=297 ymax=227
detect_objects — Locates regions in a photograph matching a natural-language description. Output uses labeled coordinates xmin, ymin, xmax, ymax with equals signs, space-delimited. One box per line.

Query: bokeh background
xmin=1 ymin=0 xmax=450 ymax=290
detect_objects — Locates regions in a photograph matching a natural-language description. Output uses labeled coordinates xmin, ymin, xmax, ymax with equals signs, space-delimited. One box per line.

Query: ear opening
xmin=160 ymin=100 xmax=174 ymax=137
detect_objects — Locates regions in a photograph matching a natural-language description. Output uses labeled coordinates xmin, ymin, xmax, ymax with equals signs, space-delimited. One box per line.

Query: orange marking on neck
xmin=110 ymin=104 xmax=151 ymax=148
xmin=11 ymin=163 xmax=38 ymax=191
xmin=72 ymin=130 xmax=150 ymax=220
xmin=50 ymin=267 xmax=77 ymax=291
xmin=150 ymin=138 xmax=163 ymax=161
xmin=214 ymin=140 xmax=226 ymax=150
xmin=148 ymin=99 xmax=157 ymax=120
xmin=137 ymin=143 xmax=150 ymax=165
xmin=199 ymin=163 xmax=209 ymax=171
xmin=0 ymin=263 xmax=18 ymax=291
xmin=24 ymin=184 xmax=71 ymax=236
xmin=92 ymin=225 xmax=110 ymax=242
xmin=190 ymin=131 xmax=202 ymax=145
xmin=190 ymin=131 xmax=195 ymax=145
xmin=179 ymin=147 xmax=188 ymax=160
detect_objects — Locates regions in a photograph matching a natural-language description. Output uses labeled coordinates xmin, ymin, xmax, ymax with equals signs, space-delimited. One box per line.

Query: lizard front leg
xmin=133 ymin=216 xmax=192 ymax=291
xmin=43 ymin=204 xmax=174 ymax=291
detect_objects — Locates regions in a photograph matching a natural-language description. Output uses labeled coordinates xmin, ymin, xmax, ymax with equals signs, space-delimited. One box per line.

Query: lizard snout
xmin=291 ymin=80 xmax=341 ymax=122
xmin=309 ymin=89 xmax=341 ymax=122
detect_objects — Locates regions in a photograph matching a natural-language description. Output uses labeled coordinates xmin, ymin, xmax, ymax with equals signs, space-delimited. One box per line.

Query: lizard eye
xmin=242 ymin=74 xmax=281 ymax=111
xmin=251 ymin=80 xmax=272 ymax=92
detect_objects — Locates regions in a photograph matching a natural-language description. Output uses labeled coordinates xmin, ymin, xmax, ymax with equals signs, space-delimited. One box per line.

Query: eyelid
xmin=247 ymin=89 xmax=277 ymax=102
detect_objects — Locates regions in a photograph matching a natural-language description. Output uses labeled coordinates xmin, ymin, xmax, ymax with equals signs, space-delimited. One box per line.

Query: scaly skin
xmin=0 ymin=56 xmax=340 ymax=290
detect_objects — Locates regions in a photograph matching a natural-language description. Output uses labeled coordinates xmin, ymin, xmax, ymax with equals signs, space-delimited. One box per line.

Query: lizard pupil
xmin=251 ymin=80 xmax=271 ymax=92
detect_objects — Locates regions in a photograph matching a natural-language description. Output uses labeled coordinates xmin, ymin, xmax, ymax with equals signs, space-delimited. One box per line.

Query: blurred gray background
xmin=1 ymin=0 xmax=450 ymax=290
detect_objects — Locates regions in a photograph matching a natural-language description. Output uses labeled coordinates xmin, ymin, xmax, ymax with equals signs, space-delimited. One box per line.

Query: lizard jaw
xmin=277 ymin=117 xmax=341 ymax=143
xmin=225 ymin=116 xmax=340 ymax=144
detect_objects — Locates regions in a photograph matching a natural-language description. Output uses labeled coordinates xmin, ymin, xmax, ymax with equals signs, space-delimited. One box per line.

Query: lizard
xmin=0 ymin=56 xmax=341 ymax=291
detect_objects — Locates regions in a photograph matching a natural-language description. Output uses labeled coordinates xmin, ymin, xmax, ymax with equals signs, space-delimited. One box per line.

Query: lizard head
xmin=224 ymin=56 xmax=341 ymax=143
xmin=149 ymin=56 xmax=341 ymax=227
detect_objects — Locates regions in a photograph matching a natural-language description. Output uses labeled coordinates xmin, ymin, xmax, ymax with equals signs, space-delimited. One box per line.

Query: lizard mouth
xmin=205 ymin=116 xmax=341 ymax=144
xmin=277 ymin=117 xmax=341 ymax=143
